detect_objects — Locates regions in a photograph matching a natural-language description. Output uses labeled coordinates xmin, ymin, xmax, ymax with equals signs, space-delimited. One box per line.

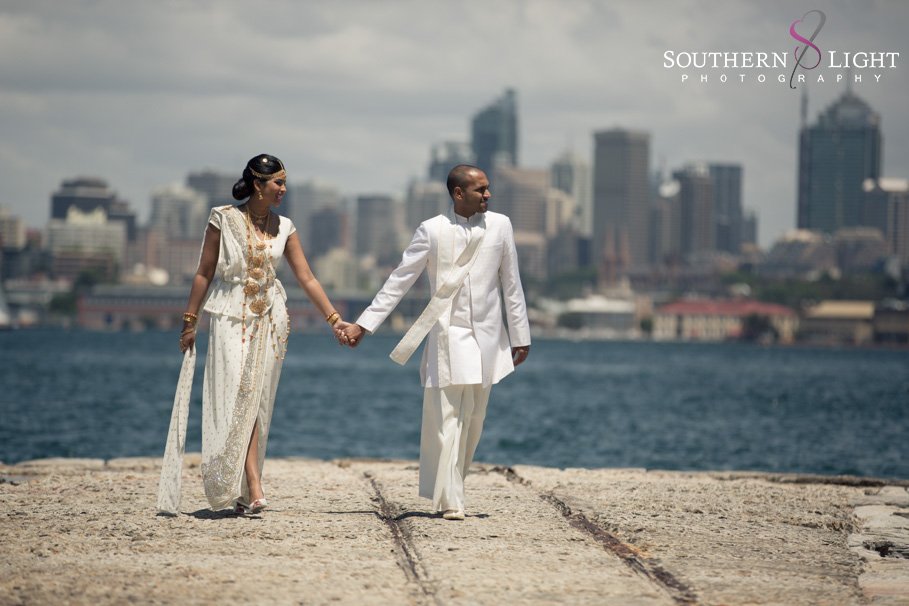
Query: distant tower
xmin=798 ymin=90 xmax=882 ymax=232
xmin=428 ymin=141 xmax=475 ymax=183
xmin=186 ymin=170 xmax=236 ymax=210
xmin=50 ymin=177 xmax=136 ymax=241
xmin=673 ymin=164 xmax=715 ymax=256
xmin=471 ymin=89 xmax=518 ymax=178
xmin=709 ymin=164 xmax=743 ymax=254
xmin=551 ymin=150 xmax=592 ymax=237
xmin=592 ymin=129 xmax=651 ymax=276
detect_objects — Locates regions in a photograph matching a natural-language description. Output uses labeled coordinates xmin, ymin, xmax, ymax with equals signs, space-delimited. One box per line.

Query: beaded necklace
xmin=240 ymin=206 xmax=290 ymax=360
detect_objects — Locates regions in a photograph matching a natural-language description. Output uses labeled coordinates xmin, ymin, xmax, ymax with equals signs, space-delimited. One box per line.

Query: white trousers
xmin=419 ymin=384 xmax=492 ymax=512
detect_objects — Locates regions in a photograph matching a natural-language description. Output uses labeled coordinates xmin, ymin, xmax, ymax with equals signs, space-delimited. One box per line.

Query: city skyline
xmin=0 ymin=1 xmax=906 ymax=248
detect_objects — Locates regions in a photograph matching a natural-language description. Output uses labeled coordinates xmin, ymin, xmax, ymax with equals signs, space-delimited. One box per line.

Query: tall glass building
xmin=470 ymin=89 xmax=518 ymax=178
xmin=797 ymin=90 xmax=882 ymax=233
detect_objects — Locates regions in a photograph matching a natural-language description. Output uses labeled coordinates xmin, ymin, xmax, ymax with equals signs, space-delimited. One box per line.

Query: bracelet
xmin=182 ymin=312 xmax=198 ymax=325
xmin=326 ymin=312 xmax=340 ymax=326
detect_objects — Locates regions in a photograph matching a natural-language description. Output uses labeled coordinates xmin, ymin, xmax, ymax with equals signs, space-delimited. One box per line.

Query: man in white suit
xmin=340 ymin=164 xmax=531 ymax=520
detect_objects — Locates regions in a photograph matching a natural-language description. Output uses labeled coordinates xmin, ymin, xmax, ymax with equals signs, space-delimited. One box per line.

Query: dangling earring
xmin=257 ymin=191 xmax=263 ymax=201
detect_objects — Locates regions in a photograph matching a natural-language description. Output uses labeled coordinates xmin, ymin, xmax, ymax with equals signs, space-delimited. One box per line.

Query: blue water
xmin=1 ymin=329 xmax=907 ymax=478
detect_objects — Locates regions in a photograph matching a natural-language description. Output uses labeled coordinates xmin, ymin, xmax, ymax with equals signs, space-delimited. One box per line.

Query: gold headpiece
xmin=249 ymin=167 xmax=287 ymax=181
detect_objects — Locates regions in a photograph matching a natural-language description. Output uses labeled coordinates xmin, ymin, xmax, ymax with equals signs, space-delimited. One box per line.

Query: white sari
xmin=158 ymin=206 xmax=294 ymax=513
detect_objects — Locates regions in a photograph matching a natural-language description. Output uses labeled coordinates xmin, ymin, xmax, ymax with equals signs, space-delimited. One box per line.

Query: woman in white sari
xmin=173 ymin=153 xmax=349 ymax=514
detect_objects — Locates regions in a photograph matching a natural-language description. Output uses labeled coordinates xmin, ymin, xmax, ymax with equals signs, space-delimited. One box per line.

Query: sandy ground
xmin=1 ymin=456 xmax=907 ymax=605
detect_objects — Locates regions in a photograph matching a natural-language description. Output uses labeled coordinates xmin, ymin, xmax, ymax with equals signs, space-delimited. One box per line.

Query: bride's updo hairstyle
xmin=231 ymin=154 xmax=287 ymax=201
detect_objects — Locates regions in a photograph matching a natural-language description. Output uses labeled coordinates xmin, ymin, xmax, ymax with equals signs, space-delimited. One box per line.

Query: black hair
xmin=231 ymin=154 xmax=285 ymax=200
xmin=446 ymin=164 xmax=483 ymax=197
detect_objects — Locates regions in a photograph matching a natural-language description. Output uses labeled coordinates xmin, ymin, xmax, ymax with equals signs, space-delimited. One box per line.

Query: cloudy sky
xmin=1 ymin=0 xmax=906 ymax=246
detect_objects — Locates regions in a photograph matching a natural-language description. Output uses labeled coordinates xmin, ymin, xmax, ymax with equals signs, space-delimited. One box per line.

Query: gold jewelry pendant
xmin=255 ymin=241 xmax=267 ymax=251
xmin=249 ymin=298 xmax=267 ymax=315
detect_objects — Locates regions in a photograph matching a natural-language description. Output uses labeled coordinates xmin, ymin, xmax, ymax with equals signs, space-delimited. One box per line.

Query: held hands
xmin=334 ymin=322 xmax=365 ymax=348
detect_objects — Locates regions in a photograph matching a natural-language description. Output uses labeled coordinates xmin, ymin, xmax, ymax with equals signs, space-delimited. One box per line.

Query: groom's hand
xmin=512 ymin=345 xmax=530 ymax=367
xmin=341 ymin=323 xmax=366 ymax=348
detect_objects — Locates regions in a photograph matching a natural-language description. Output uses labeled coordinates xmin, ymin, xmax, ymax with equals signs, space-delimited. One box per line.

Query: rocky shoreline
xmin=1 ymin=456 xmax=907 ymax=605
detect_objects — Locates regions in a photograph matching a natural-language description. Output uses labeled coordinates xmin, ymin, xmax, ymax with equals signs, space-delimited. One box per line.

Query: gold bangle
xmin=326 ymin=312 xmax=340 ymax=326
xmin=183 ymin=312 xmax=198 ymax=325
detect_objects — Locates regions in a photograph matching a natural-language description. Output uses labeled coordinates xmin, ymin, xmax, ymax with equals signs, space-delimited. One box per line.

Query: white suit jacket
xmin=356 ymin=210 xmax=531 ymax=388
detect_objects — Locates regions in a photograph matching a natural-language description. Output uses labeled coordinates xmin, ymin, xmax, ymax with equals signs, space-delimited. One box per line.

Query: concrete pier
xmin=1 ymin=457 xmax=907 ymax=605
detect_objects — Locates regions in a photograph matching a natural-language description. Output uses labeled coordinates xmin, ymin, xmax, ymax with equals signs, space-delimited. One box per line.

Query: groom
xmin=340 ymin=164 xmax=530 ymax=520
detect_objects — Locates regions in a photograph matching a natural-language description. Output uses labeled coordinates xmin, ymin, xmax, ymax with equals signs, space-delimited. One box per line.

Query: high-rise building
xmin=592 ymin=129 xmax=651 ymax=276
xmin=47 ymin=206 xmax=126 ymax=282
xmin=471 ymin=89 xmax=518 ymax=177
xmin=551 ymin=150 xmax=592 ymax=237
xmin=673 ymin=164 xmax=715 ymax=257
xmin=285 ymin=180 xmax=343 ymax=249
xmin=798 ymin=90 xmax=882 ymax=233
xmin=307 ymin=206 xmax=348 ymax=261
xmin=493 ymin=166 xmax=550 ymax=235
xmin=149 ymin=184 xmax=209 ymax=241
xmin=650 ymin=179 xmax=682 ymax=264
xmin=742 ymin=210 xmax=759 ymax=246
xmin=863 ymin=178 xmax=909 ymax=265
xmin=428 ymin=142 xmax=475 ymax=183
xmin=355 ymin=194 xmax=401 ymax=266
xmin=186 ymin=170 xmax=237 ymax=210
xmin=50 ymin=177 xmax=136 ymax=241
xmin=405 ymin=180 xmax=449 ymax=230
xmin=709 ymin=164 xmax=743 ymax=254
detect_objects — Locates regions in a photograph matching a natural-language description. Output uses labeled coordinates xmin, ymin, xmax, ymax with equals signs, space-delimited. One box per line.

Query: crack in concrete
xmin=363 ymin=471 xmax=441 ymax=606
xmin=492 ymin=466 xmax=699 ymax=605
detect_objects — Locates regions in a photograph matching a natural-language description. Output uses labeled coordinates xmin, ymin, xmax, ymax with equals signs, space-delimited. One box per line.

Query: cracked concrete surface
xmin=1 ymin=457 xmax=907 ymax=605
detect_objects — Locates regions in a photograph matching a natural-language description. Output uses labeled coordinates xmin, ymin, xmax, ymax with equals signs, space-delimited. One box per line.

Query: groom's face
xmin=453 ymin=170 xmax=490 ymax=218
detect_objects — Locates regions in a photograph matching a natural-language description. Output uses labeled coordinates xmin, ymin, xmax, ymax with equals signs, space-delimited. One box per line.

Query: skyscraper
xmin=50 ymin=177 xmax=136 ymax=241
xmin=673 ymin=164 xmax=715 ymax=257
xmin=551 ymin=150 xmax=592 ymax=237
xmin=592 ymin=129 xmax=651 ymax=275
xmin=186 ymin=170 xmax=237 ymax=210
xmin=428 ymin=141 xmax=474 ymax=183
xmin=798 ymin=90 xmax=882 ymax=233
xmin=355 ymin=194 xmax=400 ymax=266
xmin=709 ymin=163 xmax=743 ymax=254
xmin=471 ymin=89 xmax=518 ymax=177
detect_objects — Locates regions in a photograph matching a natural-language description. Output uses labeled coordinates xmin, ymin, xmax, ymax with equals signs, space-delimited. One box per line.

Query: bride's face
xmin=256 ymin=177 xmax=287 ymax=207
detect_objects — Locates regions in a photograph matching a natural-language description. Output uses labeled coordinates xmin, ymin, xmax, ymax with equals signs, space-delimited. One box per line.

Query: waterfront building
xmin=799 ymin=300 xmax=875 ymax=345
xmin=653 ymin=299 xmax=798 ymax=343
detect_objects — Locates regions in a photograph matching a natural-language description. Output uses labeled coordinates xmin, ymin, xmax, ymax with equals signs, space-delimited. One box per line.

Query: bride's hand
xmin=334 ymin=320 xmax=352 ymax=346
